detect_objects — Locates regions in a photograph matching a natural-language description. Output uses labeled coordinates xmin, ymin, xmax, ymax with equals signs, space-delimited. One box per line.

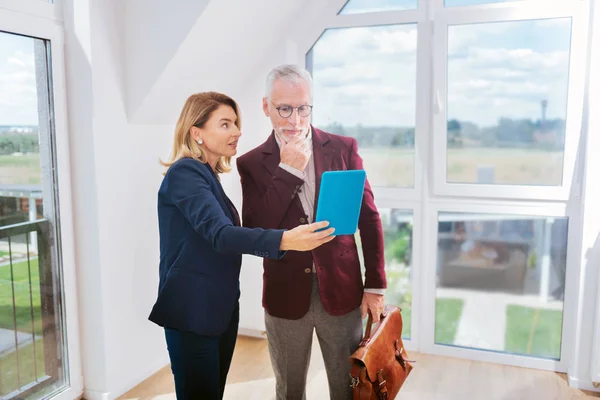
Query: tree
xmin=447 ymin=119 xmax=463 ymax=148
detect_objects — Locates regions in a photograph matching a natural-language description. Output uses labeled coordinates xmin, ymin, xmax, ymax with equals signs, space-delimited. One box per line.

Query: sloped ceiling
xmin=123 ymin=0 xmax=348 ymax=124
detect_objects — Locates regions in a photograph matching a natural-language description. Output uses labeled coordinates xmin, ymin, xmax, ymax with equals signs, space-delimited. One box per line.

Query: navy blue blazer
xmin=148 ymin=157 xmax=285 ymax=336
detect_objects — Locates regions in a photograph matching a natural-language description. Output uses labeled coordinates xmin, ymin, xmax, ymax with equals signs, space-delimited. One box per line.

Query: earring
xmin=197 ymin=139 xmax=203 ymax=145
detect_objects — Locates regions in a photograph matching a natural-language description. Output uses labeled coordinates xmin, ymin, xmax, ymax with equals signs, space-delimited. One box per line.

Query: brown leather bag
xmin=349 ymin=305 xmax=414 ymax=400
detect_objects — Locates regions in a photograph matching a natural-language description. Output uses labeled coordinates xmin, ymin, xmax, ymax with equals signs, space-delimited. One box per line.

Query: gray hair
xmin=265 ymin=64 xmax=313 ymax=99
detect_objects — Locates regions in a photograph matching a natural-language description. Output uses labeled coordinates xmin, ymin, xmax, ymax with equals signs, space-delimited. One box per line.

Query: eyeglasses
xmin=272 ymin=103 xmax=313 ymax=118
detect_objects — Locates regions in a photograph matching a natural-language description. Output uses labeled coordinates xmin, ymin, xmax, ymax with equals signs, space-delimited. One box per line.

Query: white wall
xmin=568 ymin=0 xmax=600 ymax=391
xmin=64 ymin=0 xmax=171 ymax=397
xmin=124 ymin=0 xmax=211 ymax=118
xmin=124 ymin=0 xmax=311 ymax=125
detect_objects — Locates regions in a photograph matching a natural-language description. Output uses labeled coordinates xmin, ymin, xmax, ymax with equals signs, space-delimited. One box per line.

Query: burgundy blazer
xmin=236 ymin=126 xmax=386 ymax=319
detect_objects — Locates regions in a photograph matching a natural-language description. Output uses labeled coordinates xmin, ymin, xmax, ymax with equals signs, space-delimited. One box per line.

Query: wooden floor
xmin=119 ymin=335 xmax=600 ymax=400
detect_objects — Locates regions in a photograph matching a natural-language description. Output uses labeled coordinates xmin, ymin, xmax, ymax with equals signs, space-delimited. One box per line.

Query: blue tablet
xmin=315 ymin=170 xmax=366 ymax=235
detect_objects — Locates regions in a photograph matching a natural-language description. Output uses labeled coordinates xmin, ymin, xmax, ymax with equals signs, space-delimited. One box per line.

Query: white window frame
xmin=373 ymin=198 xmax=423 ymax=351
xmin=432 ymin=0 xmax=589 ymax=201
xmin=301 ymin=0 xmax=589 ymax=372
xmin=0 ymin=2 xmax=82 ymax=400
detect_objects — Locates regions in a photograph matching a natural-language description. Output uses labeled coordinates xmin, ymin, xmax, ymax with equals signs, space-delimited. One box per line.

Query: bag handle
xmin=359 ymin=309 xmax=386 ymax=347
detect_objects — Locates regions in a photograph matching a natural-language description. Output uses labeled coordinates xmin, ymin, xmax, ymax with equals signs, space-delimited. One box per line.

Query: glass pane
xmin=445 ymin=0 xmax=524 ymax=6
xmin=0 ymin=31 xmax=66 ymax=399
xmin=357 ymin=209 xmax=413 ymax=339
xmin=446 ymin=18 xmax=572 ymax=186
xmin=339 ymin=0 xmax=417 ymax=14
xmin=435 ymin=212 xmax=567 ymax=360
xmin=310 ymin=25 xmax=417 ymax=188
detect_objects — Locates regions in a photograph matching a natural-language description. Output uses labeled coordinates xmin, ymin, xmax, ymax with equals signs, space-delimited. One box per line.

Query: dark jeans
xmin=164 ymin=303 xmax=239 ymax=399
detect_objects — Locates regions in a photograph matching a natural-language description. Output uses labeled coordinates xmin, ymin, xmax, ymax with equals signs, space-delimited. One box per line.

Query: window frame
xmin=303 ymin=0 xmax=588 ymax=372
xmin=431 ymin=1 xmax=589 ymax=200
xmin=373 ymin=198 xmax=423 ymax=350
xmin=0 ymin=3 xmax=82 ymax=400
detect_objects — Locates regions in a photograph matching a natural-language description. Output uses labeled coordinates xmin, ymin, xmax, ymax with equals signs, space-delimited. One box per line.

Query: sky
xmin=339 ymin=0 xmax=526 ymax=13
xmin=315 ymin=0 xmax=572 ymax=127
xmin=0 ymin=32 xmax=38 ymax=126
xmin=0 ymin=0 xmax=573 ymax=128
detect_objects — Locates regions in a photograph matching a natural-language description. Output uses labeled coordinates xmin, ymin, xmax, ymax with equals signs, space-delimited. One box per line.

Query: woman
xmin=148 ymin=92 xmax=334 ymax=399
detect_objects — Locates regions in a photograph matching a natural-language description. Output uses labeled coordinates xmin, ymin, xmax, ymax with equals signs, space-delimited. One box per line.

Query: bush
xmin=386 ymin=225 xmax=412 ymax=265
xmin=0 ymin=134 xmax=39 ymax=155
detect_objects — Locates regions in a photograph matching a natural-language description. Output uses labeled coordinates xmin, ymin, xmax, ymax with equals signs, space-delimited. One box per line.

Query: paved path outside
xmin=437 ymin=287 xmax=564 ymax=352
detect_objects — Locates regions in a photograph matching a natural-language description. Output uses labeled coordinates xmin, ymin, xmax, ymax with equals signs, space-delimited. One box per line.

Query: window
xmin=339 ymin=0 xmax=418 ymax=15
xmin=308 ymin=0 xmax=587 ymax=371
xmin=433 ymin=2 xmax=587 ymax=200
xmin=0 ymin=28 xmax=70 ymax=400
xmin=309 ymin=24 xmax=417 ymax=188
xmin=445 ymin=18 xmax=572 ymax=186
xmin=435 ymin=212 xmax=566 ymax=359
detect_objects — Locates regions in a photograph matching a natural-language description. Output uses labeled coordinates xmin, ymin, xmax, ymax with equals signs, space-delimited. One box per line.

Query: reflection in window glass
xmin=310 ymin=24 xmax=417 ymax=188
xmin=435 ymin=212 xmax=567 ymax=360
xmin=446 ymin=18 xmax=572 ymax=186
xmin=339 ymin=0 xmax=417 ymax=14
xmin=357 ymin=209 xmax=413 ymax=339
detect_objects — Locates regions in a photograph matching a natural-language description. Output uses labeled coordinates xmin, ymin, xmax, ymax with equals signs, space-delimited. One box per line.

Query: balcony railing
xmin=0 ymin=219 xmax=58 ymax=399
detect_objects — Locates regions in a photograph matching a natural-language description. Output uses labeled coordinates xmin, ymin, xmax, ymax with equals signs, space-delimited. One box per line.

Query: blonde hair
xmin=161 ymin=92 xmax=241 ymax=175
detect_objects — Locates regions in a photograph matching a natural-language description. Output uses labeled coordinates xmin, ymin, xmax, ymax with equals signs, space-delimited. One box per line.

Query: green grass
xmin=0 ymin=340 xmax=46 ymax=397
xmin=0 ymin=155 xmax=40 ymax=167
xmin=383 ymin=297 xmax=464 ymax=344
xmin=434 ymin=298 xmax=464 ymax=344
xmin=0 ymin=259 xmax=42 ymax=335
xmin=358 ymin=147 xmax=563 ymax=187
xmin=401 ymin=307 xmax=411 ymax=339
xmin=0 ymin=251 xmax=9 ymax=257
xmin=0 ymin=154 xmax=41 ymax=185
xmin=505 ymin=305 xmax=563 ymax=359
xmin=0 ymin=258 xmax=45 ymax=397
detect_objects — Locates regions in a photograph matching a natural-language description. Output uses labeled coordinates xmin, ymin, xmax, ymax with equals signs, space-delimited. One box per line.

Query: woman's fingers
xmin=308 ymin=220 xmax=330 ymax=231
xmin=321 ymin=234 xmax=336 ymax=244
xmin=317 ymin=227 xmax=335 ymax=238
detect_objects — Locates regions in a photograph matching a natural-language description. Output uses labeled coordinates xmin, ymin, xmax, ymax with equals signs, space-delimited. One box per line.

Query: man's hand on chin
xmin=361 ymin=292 xmax=384 ymax=323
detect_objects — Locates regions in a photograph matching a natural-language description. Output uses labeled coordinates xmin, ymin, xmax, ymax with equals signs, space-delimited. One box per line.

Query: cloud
xmin=311 ymin=17 xmax=572 ymax=127
xmin=0 ymin=49 xmax=38 ymax=125
xmin=7 ymin=57 xmax=26 ymax=67
xmin=312 ymin=25 xmax=417 ymax=126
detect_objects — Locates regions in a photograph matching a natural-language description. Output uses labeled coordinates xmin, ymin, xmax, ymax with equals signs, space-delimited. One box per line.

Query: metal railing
xmin=0 ymin=219 xmax=58 ymax=399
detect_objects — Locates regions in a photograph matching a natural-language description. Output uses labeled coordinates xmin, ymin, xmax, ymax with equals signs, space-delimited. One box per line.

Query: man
xmin=236 ymin=64 xmax=386 ymax=400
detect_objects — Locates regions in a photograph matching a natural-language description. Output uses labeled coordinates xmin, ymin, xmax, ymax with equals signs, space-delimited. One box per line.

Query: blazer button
xmin=304 ymin=268 xmax=311 ymax=273
xmin=299 ymin=217 xmax=306 ymax=223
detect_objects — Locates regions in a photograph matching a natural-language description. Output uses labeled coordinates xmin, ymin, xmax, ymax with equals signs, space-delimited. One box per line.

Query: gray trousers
xmin=265 ymin=274 xmax=363 ymax=400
